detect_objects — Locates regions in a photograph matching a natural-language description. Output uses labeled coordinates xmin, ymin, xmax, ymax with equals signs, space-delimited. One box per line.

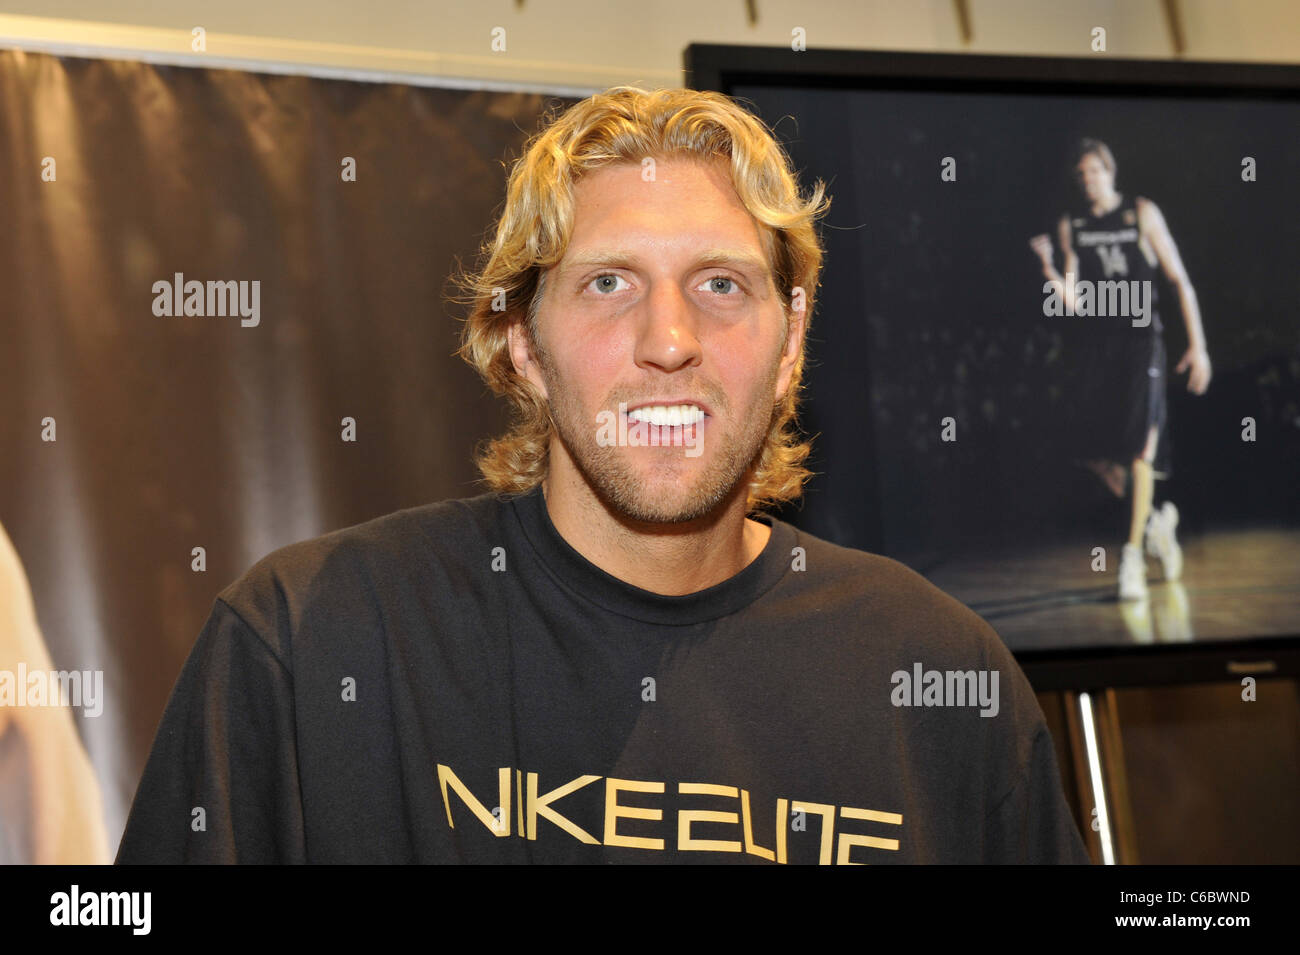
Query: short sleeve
xmin=984 ymin=725 xmax=1093 ymax=864
xmin=115 ymin=600 xmax=306 ymax=863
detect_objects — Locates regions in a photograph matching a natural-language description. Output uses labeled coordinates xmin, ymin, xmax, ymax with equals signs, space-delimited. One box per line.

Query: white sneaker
xmin=1145 ymin=501 xmax=1183 ymax=581
xmin=1119 ymin=542 xmax=1148 ymax=601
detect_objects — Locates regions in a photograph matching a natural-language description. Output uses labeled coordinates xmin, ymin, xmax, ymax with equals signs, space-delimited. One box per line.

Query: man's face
xmin=514 ymin=154 xmax=803 ymax=524
xmin=1076 ymin=153 xmax=1114 ymax=202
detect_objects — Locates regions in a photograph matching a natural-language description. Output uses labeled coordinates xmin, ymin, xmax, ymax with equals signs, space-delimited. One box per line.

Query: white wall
xmin=0 ymin=0 xmax=1295 ymax=93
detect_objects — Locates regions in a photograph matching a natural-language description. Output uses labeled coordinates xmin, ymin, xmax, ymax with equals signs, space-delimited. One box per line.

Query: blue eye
xmin=591 ymin=274 xmax=628 ymax=294
xmin=703 ymin=275 xmax=740 ymax=295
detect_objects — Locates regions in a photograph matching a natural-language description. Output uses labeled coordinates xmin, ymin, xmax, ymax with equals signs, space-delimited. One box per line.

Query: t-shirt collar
xmin=507 ymin=483 xmax=795 ymax=626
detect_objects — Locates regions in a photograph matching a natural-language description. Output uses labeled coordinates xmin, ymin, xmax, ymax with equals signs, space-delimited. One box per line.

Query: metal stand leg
xmin=1064 ymin=688 xmax=1138 ymax=864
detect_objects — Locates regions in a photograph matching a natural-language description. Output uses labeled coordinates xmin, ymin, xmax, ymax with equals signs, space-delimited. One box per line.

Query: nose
xmin=633 ymin=280 xmax=703 ymax=374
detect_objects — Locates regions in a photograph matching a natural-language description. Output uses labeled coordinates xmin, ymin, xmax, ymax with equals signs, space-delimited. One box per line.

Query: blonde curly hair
xmin=451 ymin=85 xmax=830 ymax=513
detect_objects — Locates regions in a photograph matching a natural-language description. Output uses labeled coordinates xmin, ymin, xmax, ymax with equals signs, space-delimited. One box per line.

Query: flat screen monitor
xmin=687 ymin=45 xmax=1300 ymax=687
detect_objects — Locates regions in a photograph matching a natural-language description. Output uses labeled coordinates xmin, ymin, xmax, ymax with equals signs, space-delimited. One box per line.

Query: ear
xmin=507 ymin=319 xmax=549 ymax=401
xmin=774 ymin=287 xmax=808 ymax=403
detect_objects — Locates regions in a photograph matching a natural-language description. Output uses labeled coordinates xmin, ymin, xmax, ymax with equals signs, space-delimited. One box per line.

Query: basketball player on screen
xmin=1029 ymin=139 xmax=1211 ymax=601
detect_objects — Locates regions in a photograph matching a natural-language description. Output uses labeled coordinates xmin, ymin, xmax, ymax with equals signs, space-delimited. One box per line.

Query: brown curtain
xmin=0 ymin=48 xmax=577 ymax=854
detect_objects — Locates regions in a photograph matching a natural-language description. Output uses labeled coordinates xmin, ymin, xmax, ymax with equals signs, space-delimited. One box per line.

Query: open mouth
xmin=623 ymin=404 xmax=708 ymax=428
xmin=618 ymin=403 xmax=709 ymax=449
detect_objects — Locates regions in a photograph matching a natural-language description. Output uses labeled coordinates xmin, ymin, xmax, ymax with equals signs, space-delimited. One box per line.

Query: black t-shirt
xmin=116 ymin=485 xmax=1092 ymax=864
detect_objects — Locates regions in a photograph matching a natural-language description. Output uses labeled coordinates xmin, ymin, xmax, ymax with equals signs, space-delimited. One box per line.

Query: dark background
xmin=742 ymin=84 xmax=1300 ymax=562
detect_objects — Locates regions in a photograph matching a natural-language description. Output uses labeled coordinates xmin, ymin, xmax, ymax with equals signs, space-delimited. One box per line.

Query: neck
xmin=1091 ymin=191 xmax=1121 ymax=216
xmin=540 ymin=458 xmax=772 ymax=597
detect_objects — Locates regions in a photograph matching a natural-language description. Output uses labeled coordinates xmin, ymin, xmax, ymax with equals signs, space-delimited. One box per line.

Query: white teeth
xmin=626 ymin=404 xmax=706 ymax=427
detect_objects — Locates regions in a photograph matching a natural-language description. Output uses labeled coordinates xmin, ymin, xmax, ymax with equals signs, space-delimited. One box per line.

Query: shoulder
xmin=1135 ymin=195 xmax=1163 ymax=224
xmin=780 ymin=523 xmax=1049 ymax=769
xmin=214 ymin=490 xmax=508 ymax=658
xmin=784 ymin=524 xmax=1013 ymax=667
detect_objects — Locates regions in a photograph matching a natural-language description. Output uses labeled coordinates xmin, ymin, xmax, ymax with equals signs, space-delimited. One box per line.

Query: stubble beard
xmin=535 ymin=336 xmax=782 ymax=525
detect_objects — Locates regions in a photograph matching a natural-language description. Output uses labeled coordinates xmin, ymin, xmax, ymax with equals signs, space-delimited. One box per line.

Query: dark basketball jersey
xmin=1058 ymin=192 xmax=1172 ymax=474
xmin=1069 ymin=193 xmax=1161 ymax=333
